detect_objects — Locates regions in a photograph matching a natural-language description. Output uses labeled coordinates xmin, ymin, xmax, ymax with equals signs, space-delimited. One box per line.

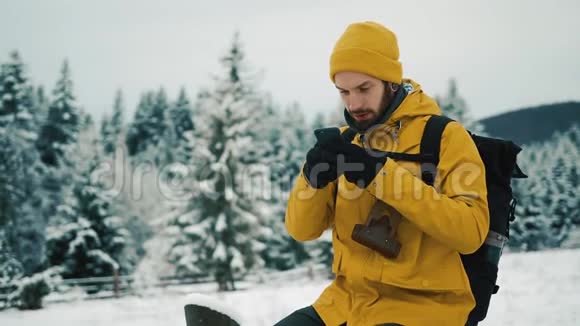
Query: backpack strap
xmin=420 ymin=115 xmax=454 ymax=186
xmin=342 ymin=124 xmax=446 ymax=166
xmin=340 ymin=127 xmax=435 ymax=162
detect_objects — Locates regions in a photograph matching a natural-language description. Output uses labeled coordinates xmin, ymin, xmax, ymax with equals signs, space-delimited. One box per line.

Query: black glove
xmin=302 ymin=128 xmax=345 ymax=189
xmin=302 ymin=144 xmax=339 ymax=189
xmin=326 ymin=137 xmax=388 ymax=188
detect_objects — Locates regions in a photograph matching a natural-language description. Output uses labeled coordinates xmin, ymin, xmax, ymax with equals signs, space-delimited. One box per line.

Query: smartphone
xmin=314 ymin=127 xmax=341 ymax=147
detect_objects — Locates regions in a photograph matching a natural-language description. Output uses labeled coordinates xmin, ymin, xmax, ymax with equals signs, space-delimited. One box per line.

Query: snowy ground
xmin=1 ymin=248 xmax=579 ymax=326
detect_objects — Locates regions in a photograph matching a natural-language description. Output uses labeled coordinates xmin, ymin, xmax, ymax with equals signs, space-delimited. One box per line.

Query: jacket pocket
xmin=379 ymin=257 xmax=469 ymax=291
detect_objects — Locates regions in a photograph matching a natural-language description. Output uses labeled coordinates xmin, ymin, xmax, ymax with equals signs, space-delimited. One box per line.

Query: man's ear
xmin=382 ymin=81 xmax=398 ymax=97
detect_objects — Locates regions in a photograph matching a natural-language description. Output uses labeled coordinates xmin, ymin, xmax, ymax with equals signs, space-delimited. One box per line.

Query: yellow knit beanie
xmin=329 ymin=21 xmax=403 ymax=84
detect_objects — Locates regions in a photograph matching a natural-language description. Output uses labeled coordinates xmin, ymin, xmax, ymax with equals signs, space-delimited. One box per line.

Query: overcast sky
xmin=1 ymin=0 xmax=579 ymax=124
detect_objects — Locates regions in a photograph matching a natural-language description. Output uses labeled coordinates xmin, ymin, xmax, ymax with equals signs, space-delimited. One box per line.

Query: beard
xmin=349 ymin=89 xmax=394 ymax=130
xmin=351 ymin=110 xmax=377 ymax=129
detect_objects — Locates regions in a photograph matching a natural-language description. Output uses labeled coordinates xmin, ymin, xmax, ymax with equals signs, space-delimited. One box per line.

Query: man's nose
xmin=347 ymin=93 xmax=364 ymax=110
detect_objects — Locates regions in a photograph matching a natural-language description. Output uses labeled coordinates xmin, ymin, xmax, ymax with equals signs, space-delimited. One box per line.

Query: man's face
xmin=334 ymin=71 xmax=389 ymax=129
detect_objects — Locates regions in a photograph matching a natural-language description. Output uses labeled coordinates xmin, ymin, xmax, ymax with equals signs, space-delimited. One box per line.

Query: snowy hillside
xmin=1 ymin=248 xmax=578 ymax=326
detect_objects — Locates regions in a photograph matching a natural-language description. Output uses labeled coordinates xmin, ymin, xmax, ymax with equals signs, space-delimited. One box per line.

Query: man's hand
xmin=325 ymin=134 xmax=389 ymax=188
xmin=303 ymin=127 xmax=389 ymax=189
xmin=302 ymin=144 xmax=340 ymax=189
xmin=302 ymin=128 xmax=343 ymax=189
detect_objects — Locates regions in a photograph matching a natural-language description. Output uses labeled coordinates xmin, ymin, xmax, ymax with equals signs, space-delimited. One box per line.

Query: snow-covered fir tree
xmin=34 ymin=59 xmax=82 ymax=217
xmin=0 ymin=232 xmax=24 ymax=289
xmin=0 ymin=52 xmax=45 ymax=276
xmin=166 ymin=87 xmax=195 ymax=165
xmin=110 ymin=89 xmax=125 ymax=142
xmin=552 ymin=126 xmax=580 ymax=226
xmin=511 ymin=173 xmax=560 ymax=251
xmin=33 ymin=85 xmax=49 ymax=124
xmin=101 ymin=89 xmax=125 ymax=155
xmin=510 ymin=125 xmax=579 ymax=250
xmin=150 ymin=88 xmax=171 ymax=164
xmin=37 ymin=60 xmax=81 ymax=167
xmin=100 ymin=114 xmax=114 ymax=154
xmin=125 ymin=91 xmax=154 ymax=157
xmin=436 ymin=78 xmax=485 ymax=134
xmin=279 ymin=102 xmax=312 ymax=187
xmin=0 ymin=126 xmax=25 ymax=236
xmin=45 ymin=192 xmax=114 ymax=279
xmin=125 ymin=88 xmax=171 ymax=165
xmin=47 ymin=108 xmax=137 ymax=279
xmin=260 ymin=102 xmax=311 ymax=270
xmin=0 ymin=51 xmax=36 ymax=142
xmin=46 ymin=154 xmax=136 ymax=278
xmin=167 ymin=33 xmax=271 ymax=290
xmin=0 ymin=133 xmax=27 ymax=276
xmin=75 ymin=155 xmax=136 ymax=275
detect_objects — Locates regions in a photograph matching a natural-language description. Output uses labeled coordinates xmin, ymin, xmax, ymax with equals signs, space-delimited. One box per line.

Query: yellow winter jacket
xmin=285 ymin=79 xmax=490 ymax=326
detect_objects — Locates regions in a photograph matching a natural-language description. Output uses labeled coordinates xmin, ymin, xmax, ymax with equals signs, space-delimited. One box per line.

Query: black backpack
xmin=342 ymin=115 xmax=528 ymax=324
xmin=417 ymin=115 xmax=527 ymax=324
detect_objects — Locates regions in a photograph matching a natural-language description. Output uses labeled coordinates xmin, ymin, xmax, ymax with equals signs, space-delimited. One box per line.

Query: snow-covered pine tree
xmin=47 ymin=100 xmax=137 ymax=279
xmin=45 ymin=191 xmax=114 ymax=279
xmin=543 ymin=127 xmax=578 ymax=245
xmin=509 ymin=137 xmax=539 ymax=251
xmin=0 ymin=133 xmax=27 ymax=281
xmin=34 ymin=60 xmax=81 ymax=212
xmin=37 ymin=59 xmax=81 ymax=167
xmin=125 ymin=88 xmax=170 ymax=165
xmin=278 ymin=102 xmax=312 ymax=190
xmin=554 ymin=125 xmax=580 ymax=226
xmin=167 ymin=33 xmax=271 ymax=291
xmin=74 ymin=155 xmax=136 ymax=275
xmin=0 ymin=51 xmax=36 ymax=142
xmin=167 ymin=87 xmax=195 ymax=165
xmin=46 ymin=153 xmax=136 ymax=279
xmin=100 ymin=114 xmax=115 ymax=154
xmin=33 ymin=85 xmax=49 ymax=124
xmin=510 ymin=171 xmax=552 ymax=251
xmin=0 ymin=51 xmax=45 ymax=276
xmin=261 ymin=102 xmax=311 ymax=270
xmin=0 ymin=128 xmax=25 ymax=240
xmin=436 ymin=78 xmax=485 ymax=134
xmin=100 ymin=90 xmax=125 ymax=155
xmin=110 ymin=89 xmax=125 ymax=143
xmin=150 ymin=88 xmax=170 ymax=165
xmin=510 ymin=125 xmax=579 ymax=250
xmin=546 ymin=156 xmax=574 ymax=246
xmin=0 ymin=231 xmax=24 ymax=294
xmin=125 ymin=91 xmax=155 ymax=157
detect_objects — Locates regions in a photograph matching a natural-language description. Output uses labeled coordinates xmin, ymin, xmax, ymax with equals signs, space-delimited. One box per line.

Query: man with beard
xmin=276 ymin=21 xmax=489 ymax=326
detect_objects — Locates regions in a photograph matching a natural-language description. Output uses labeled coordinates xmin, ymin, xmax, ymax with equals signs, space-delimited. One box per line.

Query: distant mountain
xmin=478 ymin=102 xmax=580 ymax=146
